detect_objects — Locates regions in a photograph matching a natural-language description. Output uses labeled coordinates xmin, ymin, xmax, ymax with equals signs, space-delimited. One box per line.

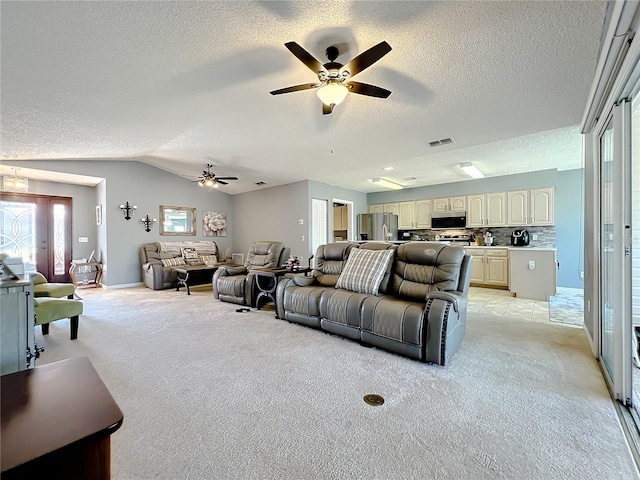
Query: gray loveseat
xmin=276 ymin=241 xmax=472 ymax=366
xmin=140 ymin=241 xmax=220 ymax=290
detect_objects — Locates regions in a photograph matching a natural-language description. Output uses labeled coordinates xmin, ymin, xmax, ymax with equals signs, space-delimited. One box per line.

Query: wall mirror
xmin=159 ymin=205 xmax=196 ymax=236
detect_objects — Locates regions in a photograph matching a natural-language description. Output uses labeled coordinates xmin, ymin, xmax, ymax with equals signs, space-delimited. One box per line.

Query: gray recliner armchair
xmin=213 ymin=241 xmax=290 ymax=306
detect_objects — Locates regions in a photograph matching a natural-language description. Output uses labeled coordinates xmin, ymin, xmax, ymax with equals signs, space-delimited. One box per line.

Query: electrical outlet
xmin=580 ymin=271 xmax=585 ymax=280
xmin=532 ymin=234 xmax=538 ymax=241
xmin=79 ymin=237 xmax=88 ymax=243
xmin=301 ymin=235 xmax=305 ymax=241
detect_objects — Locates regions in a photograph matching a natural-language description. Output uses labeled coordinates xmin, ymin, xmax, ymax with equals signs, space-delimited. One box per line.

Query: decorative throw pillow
xmin=161 ymin=257 xmax=186 ymax=267
xmin=200 ymin=254 xmax=218 ymax=265
xmin=335 ymin=248 xmax=394 ymax=295
xmin=181 ymin=247 xmax=199 ymax=261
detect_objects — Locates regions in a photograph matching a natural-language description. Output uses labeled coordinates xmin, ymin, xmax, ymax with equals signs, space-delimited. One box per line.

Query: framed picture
xmin=203 ymin=211 xmax=227 ymax=237
xmin=96 ymin=205 xmax=102 ymax=225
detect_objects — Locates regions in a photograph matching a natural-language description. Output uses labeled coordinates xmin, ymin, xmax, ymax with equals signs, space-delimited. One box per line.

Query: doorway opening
xmin=332 ymin=199 xmax=353 ymax=242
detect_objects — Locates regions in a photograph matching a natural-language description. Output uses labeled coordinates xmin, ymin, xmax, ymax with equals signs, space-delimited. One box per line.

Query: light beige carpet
xmin=36 ymin=286 xmax=638 ymax=480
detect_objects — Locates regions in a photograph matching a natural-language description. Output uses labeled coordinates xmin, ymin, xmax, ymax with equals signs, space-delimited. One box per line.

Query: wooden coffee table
xmin=172 ymin=265 xmax=218 ymax=295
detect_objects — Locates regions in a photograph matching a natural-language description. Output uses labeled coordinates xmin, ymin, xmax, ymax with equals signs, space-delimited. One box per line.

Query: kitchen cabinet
xmin=398 ymin=201 xmax=416 ymax=229
xmin=433 ymin=196 xmax=466 ymax=213
xmin=465 ymin=247 xmax=509 ymax=287
xmin=415 ymin=199 xmax=433 ymax=228
xmin=333 ymin=205 xmax=348 ymax=230
xmin=368 ymin=203 xmax=398 ymax=214
xmin=467 ymin=193 xmax=507 ymax=227
xmin=384 ymin=203 xmax=399 ymax=214
xmin=507 ymin=188 xmax=554 ymax=226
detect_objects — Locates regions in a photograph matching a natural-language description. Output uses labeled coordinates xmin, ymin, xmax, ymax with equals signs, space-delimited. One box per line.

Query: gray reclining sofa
xmin=276 ymin=241 xmax=472 ymax=366
xmin=140 ymin=241 xmax=219 ymax=290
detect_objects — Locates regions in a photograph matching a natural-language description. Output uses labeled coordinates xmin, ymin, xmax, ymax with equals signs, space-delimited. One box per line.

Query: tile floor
xmin=468 ymin=286 xmax=584 ymax=326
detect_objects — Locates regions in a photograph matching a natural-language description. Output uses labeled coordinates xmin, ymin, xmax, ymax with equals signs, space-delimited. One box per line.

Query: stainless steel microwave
xmin=430 ymin=211 xmax=467 ymax=229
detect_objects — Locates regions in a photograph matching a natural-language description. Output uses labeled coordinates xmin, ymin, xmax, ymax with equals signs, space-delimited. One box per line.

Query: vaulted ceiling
xmin=0 ymin=1 xmax=608 ymax=194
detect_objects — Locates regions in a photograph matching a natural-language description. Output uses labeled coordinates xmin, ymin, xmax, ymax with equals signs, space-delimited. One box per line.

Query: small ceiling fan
xmin=270 ymin=40 xmax=392 ymax=114
xmin=197 ymin=164 xmax=238 ymax=188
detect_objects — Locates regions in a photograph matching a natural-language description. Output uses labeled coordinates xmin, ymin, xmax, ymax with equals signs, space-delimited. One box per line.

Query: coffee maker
xmin=511 ymin=229 xmax=530 ymax=246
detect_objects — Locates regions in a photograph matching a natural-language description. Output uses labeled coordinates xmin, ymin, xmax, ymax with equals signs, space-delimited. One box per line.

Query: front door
xmin=0 ymin=193 xmax=72 ymax=282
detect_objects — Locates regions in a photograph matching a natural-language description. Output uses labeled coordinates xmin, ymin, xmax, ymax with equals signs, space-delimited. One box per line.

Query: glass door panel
xmin=601 ymin=118 xmax=616 ymax=380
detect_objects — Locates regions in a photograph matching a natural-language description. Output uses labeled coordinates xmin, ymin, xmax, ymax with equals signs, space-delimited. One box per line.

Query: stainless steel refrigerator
xmin=357 ymin=213 xmax=398 ymax=241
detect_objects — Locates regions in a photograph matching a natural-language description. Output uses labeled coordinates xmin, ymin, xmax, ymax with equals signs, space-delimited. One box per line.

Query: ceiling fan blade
xmin=284 ymin=41 xmax=325 ymax=74
xmin=270 ymin=83 xmax=321 ymax=95
xmin=347 ymin=81 xmax=391 ymax=98
xmin=322 ymin=103 xmax=334 ymax=115
xmin=216 ymin=180 xmax=229 ymax=185
xmin=342 ymin=41 xmax=392 ymax=78
xmin=214 ymin=176 xmax=238 ymax=180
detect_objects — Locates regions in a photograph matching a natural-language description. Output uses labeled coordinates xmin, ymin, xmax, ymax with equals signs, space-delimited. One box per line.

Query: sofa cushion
xmin=335 ymin=248 xmax=394 ymax=295
xmin=161 ymin=257 xmax=186 ymax=267
xmin=200 ymin=254 xmax=218 ymax=265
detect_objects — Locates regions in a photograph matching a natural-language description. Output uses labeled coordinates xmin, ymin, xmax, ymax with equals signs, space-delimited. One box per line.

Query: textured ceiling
xmin=0 ymin=1 xmax=607 ymax=194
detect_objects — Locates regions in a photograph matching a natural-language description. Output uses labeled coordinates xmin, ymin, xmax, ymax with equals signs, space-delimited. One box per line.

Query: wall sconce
xmin=120 ymin=201 xmax=137 ymax=220
xmin=140 ymin=214 xmax=157 ymax=232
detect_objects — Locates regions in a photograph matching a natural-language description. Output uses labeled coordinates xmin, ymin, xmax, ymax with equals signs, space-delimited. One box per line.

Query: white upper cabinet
xmin=466 ymin=194 xmax=485 ymax=227
xmin=384 ymin=203 xmax=399 ymax=214
xmin=368 ymin=204 xmax=384 ymax=214
xmin=507 ymin=190 xmax=529 ymax=225
xmin=507 ymin=188 xmax=554 ymax=226
xmin=486 ymin=192 xmax=507 ymax=226
xmin=398 ymin=201 xmax=416 ymax=229
xmin=433 ymin=196 xmax=466 ymax=212
xmin=529 ymin=188 xmax=554 ymax=225
xmin=467 ymin=193 xmax=506 ymax=227
xmin=415 ymin=199 xmax=433 ymax=229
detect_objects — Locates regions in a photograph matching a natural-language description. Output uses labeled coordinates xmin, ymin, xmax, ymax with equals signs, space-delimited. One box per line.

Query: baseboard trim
xmin=102 ymin=282 xmax=144 ymax=290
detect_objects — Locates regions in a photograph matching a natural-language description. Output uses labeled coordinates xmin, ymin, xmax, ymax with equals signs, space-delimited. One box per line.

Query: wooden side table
xmin=1 ymin=357 xmax=123 ymax=479
xmin=70 ymin=261 xmax=103 ymax=288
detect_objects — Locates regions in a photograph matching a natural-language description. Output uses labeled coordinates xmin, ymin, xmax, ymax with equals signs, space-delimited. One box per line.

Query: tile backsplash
xmin=399 ymin=226 xmax=556 ymax=248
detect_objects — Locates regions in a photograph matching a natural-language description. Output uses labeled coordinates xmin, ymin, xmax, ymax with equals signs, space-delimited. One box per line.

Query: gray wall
xmin=232 ymin=181 xmax=309 ymax=262
xmin=3 ymin=160 xmax=233 ymax=286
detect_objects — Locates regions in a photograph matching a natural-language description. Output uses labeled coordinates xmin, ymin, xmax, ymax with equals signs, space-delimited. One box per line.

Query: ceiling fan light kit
xmin=197 ymin=164 xmax=238 ymax=189
xmin=371 ymin=177 xmax=403 ymax=190
xmin=271 ymin=40 xmax=392 ymax=114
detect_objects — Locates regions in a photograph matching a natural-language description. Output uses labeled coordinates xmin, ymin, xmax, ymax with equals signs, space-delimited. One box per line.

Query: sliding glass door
xmin=598 ymin=100 xmax=633 ymax=404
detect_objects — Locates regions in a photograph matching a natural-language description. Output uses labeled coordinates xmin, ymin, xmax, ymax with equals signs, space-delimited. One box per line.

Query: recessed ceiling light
xmin=383 ymin=166 xmax=394 ymax=171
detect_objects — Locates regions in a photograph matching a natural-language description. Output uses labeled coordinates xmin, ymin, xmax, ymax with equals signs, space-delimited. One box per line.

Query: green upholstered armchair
xmin=32 ymin=272 xmax=76 ymax=299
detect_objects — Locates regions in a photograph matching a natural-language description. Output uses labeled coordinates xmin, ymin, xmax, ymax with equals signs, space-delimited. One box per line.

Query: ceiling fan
xmin=197 ymin=164 xmax=238 ymax=188
xmin=270 ymin=40 xmax=392 ymax=114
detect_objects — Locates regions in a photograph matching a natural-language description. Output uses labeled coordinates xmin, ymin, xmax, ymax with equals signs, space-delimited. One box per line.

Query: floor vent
xmin=429 ymin=137 xmax=454 ymax=147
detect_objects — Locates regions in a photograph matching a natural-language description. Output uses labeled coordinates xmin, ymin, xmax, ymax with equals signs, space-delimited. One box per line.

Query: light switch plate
xmin=79 ymin=237 xmax=88 ymax=243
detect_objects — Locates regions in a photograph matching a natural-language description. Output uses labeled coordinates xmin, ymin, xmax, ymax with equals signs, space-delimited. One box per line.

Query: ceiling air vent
xmin=404 ymin=176 xmax=418 ymax=181
xmin=428 ymin=137 xmax=454 ymax=147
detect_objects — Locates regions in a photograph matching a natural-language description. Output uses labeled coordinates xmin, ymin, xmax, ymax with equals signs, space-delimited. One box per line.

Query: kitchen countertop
xmin=466 ymin=245 xmax=556 ymax=251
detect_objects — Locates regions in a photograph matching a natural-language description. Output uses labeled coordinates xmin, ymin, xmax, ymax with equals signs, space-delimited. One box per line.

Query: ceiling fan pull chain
xmin=331 ymin=113 xmax=335 ymax=154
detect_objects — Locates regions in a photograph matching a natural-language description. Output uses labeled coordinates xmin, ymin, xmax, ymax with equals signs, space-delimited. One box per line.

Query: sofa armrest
xmin=142 ymin=262 xmax=164 ymax=290
xmin=423 ymin=291 xmax=468 ymax=365
xmin=219 ymin=265 xmax=247 ymax=276
xmin=425 ymin=290 xmax=467 ymax=313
